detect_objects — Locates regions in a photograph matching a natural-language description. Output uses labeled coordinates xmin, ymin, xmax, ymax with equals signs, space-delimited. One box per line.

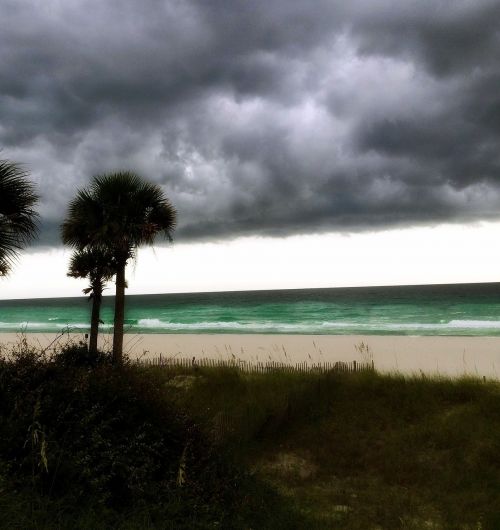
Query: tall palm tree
xmin=0 ymin=159 xmax=39 ymax=277
xmin=67 ymin=247 xmax=116 ymax=355
xmin=61 ymin=172 xmax=177 ymax=364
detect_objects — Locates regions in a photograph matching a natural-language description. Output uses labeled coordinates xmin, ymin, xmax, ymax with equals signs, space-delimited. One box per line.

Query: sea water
xmin=1 ymin=283 xmax=500 ymax=336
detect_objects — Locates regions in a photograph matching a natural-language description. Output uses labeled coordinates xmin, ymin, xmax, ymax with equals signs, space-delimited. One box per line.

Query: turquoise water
xmin=1 ymin=283 xmax=500 ymax=335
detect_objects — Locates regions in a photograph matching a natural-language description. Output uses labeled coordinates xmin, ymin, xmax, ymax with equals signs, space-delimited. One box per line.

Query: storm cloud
xmin=1 ymin=0 xmax=500 ymax=245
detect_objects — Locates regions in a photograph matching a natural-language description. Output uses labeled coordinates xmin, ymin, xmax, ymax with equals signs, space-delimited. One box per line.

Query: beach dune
xmin=1 ymin=332 xmax=500 ymax=379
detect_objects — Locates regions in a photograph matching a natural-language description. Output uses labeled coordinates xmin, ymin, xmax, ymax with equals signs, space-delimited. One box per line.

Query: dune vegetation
xmin=1 ymin=339 xmax=500 ymax=529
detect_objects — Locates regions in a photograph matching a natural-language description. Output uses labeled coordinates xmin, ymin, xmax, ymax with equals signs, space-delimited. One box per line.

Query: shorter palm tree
xmin=67 ymin=248 xmax=116 ymax=354
xmin=0 ymin=159 xmax=39 ymax=278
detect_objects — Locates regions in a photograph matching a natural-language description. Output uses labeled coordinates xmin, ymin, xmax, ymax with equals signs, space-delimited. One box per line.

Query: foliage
xmin=61 ymin=171 xmax=176 ymax=264
xmin=149 ymin=366 xmax=500 ymax=529
xmin=55 ymin=341 xmax=111 ymax=368
xmin=5 ymin=342 xmax=500 ymax=528
xmin=60 ymin=171 xmax=177 ymax=362
xmin=67 ymin=247 xmax=116 ymax=299
xmin=0 ymin=159 xmax=39 ymax=276
xmin=0 ymin=343 xmax=305 ymax=529
xmin=67 ymin=248 xmax=117 ymax=353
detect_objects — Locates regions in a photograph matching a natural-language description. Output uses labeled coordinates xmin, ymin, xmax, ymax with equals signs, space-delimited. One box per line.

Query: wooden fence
xmin=137 ymin=355 xmax=374 ymax=374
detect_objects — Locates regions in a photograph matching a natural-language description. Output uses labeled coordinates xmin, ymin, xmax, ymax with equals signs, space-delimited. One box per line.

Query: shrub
xmin=0 ymin=349 xmax=253 ymax=527
xmin=55 ymin=341 xmax=111 ymax=368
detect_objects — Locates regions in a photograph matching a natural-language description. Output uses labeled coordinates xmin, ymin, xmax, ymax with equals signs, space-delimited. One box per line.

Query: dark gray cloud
xmin=1 ymin=0 xmax=500 ymax=246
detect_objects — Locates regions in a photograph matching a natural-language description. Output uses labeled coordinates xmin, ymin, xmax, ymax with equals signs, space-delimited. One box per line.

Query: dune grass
xmin=151 ymin=365 xmax=500 ymax=529
xmin=1 ymin=342 xmax=500 ymax=528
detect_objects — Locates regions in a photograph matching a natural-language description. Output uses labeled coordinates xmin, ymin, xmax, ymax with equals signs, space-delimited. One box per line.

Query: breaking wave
xmin=0 ymin=321 xmax=112 ymax=331
xmin=135 ymin=318 xmax=500 ymax=333
xmin=2 ymin=318 xmax=500 ymax=335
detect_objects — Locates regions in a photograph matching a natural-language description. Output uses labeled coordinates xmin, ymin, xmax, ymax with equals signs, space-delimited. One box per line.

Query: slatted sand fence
xmin=135 ymin=356 xmax=375 ymax=442
xmin=138 ymin=355 xmax=375 ymax=373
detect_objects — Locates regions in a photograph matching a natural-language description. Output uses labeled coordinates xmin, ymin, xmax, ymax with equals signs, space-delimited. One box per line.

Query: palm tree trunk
xmin=89 ymin=289 xmax=102 ymax=355
xmin=112 ymin=262 xmax=126 ymax=365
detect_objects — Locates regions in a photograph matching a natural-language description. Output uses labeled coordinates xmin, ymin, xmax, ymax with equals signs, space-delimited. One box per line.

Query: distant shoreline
xmin=1 ymin=332 xmax=500 ymax=379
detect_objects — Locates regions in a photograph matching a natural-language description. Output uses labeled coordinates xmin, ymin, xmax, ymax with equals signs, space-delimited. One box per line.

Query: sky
xmin=1 ymin=0 xmax=500 ymax=298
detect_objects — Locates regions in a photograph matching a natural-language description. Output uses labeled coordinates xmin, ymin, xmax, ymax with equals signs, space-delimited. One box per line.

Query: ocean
xmin=2 ymin=283 xmax=500 ymax=336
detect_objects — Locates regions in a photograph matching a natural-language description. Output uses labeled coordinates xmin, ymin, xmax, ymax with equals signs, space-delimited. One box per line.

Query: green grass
xmin=152 ymin=366 xmax=500 ymax=529
xmin=2 ymin=344 xmax=500 ymax=528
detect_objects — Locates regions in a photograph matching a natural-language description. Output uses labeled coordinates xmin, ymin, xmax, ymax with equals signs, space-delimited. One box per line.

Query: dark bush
xmin=55 ymin=341 xmax=111 ymax=368
xmin=0 ymin=350 xmax=249 ymax=527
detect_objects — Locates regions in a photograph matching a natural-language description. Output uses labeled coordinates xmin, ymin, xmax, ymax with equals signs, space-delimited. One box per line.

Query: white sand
xmin=1 ymin=332 xmax=500 ymax=378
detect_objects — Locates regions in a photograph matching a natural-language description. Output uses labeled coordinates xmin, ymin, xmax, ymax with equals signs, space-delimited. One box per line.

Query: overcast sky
xmin=2 ymin=0 xmax=500 ymax=297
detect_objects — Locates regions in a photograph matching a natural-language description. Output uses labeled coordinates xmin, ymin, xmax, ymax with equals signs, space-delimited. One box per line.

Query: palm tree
xmin=0 ymin=159 xmax=39 ymax=277
xmin=67 ymin=247 xmax=116 ymax=355
xmin=61 ymin=172 xmax=177 ymax=364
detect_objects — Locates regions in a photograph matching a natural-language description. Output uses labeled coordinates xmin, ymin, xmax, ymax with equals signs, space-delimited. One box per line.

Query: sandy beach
xmin=1 ymin=332 xmax=500 ymax=378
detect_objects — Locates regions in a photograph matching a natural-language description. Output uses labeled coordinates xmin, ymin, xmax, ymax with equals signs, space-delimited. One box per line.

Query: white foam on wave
xmin=0 ymin=321 xmax=47 ymax=329
xmin=0 ymin=321 xmax=112 ymax=330
xmin=53 ymin=323 xmax=112 ymax=329
xmin=378 ymin=320 xmax=500 ymax=330
xmin=449 ymin=319 xmax=500 ymax=329
xmin=2 ymin=318 xmax=500 ymax=334
xmin=137 ymin=319 xmax=315 ymax=331
xmin=137 ymin=318 xmax=500 ymax=332
xmin=137 ymin=318 xmax=164 ymax=327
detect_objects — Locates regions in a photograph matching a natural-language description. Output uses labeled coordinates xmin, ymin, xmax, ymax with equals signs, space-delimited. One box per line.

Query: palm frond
xmin=67 ymin=247 xmax=117 ymax=299
xmin=0 ymin=159 xmax=39 ymax=274
xmin=61 ymin=171 xmax=177 ymax=260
